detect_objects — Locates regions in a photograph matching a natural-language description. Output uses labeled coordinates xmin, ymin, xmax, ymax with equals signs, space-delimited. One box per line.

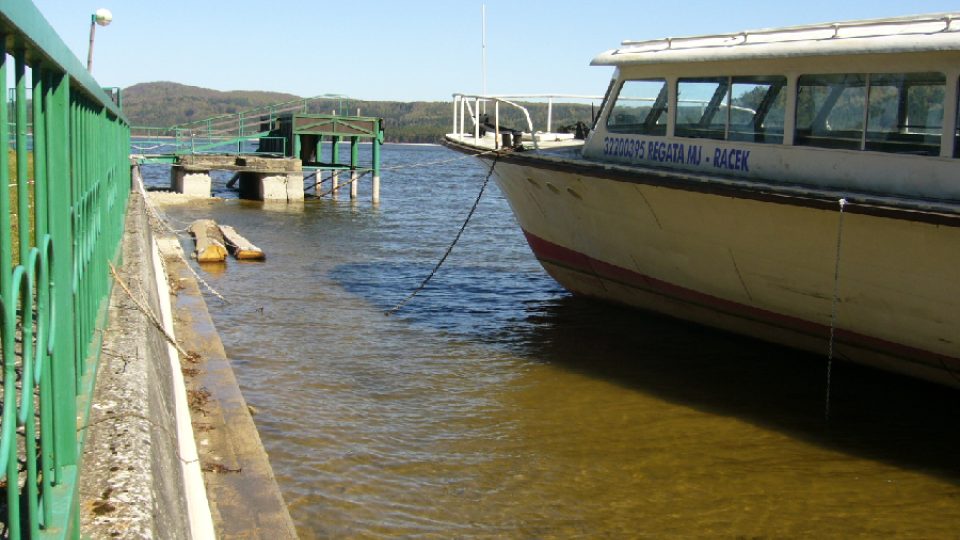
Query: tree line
xmin=122 ymin=82 xmax=597 ymax=144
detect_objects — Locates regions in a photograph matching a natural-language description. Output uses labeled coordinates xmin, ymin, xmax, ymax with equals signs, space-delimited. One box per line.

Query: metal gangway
xmin=132 ymin=94 xmax=368 ymax=163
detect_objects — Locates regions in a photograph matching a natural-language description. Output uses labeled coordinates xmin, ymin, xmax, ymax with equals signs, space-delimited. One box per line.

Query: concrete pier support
xmin=170 ymin=166 xmax=212 ymax=198
xmin=238 ymin=172 xmax=304 ymax=202
xmin=262 ymin=172 xmax=305 ymax=202
xmin=172 ymin=155 xmax=303 ymax=203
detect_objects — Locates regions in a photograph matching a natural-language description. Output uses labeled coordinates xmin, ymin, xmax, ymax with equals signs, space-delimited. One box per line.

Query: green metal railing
xmin=1 ymin=1 xmax=130 ymax=537
xmin=169 ymin=92 xmax=351 ymax=140
xmin=130 ymin=125 xmax=287 ymax=162
xmin=132 ymin=94 xmax=351 ymax=162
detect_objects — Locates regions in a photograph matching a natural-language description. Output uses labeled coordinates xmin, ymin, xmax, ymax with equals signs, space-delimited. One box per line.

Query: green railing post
xmin=350 ymin=135 xmax=359 ymax=170
xmin=331 ymin=135 xmax=340 ymax=166
xmin=34 ymin=68 xmax=48 ymax=243
xmin=15 ymin=49 xmax=28 ymax=264
xmin=33 ymin=65 xmax=54 ymax=532
xmin=0 ymin=33 xmax=15 ymax=540
xmin=47 ymin=69 xmax=77 ymax=477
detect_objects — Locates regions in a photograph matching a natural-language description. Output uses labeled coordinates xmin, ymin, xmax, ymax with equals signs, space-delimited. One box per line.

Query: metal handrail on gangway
xmin=132 ymin=94 xmax=355 ymax=162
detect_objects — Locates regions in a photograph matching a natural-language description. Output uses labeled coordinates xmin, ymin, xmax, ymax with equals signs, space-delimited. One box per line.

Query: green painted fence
xmin=1 ymin=1 xmax=130 ymax=537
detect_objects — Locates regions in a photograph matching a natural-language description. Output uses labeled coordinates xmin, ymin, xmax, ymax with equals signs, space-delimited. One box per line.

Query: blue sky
xmin=30 ymin=0 xmax=960 ymax=102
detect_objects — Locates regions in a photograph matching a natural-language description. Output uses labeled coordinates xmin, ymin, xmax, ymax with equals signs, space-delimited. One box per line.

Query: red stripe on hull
xmin=522 ymin=230 xmax=960 ymax=374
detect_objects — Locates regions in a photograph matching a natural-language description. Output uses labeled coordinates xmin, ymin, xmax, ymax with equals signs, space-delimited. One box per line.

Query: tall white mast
xmin=482 ymin=4 xmax=487 ymax=108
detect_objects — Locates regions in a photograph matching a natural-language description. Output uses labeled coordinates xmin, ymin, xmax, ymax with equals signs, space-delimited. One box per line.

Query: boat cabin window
xmin=729 ymin=77 xmax=786 ymax=143
xmin=606 ymin=79 xmax=668 ymax=135
xmin=676 ymin=77 xmax=728 ymax=140
xmin=796 ymin=72 xmax=943 ymax=156
xmin=675 ymin=76 xmax=786 ymax=143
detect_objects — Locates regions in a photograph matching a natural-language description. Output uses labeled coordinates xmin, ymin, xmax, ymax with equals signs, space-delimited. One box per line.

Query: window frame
xmin=605 ymin=78 xmax=670 ymax=136
xmin=674 ymin=75 xmax=787 ymax=143
xmin=796 ymin=71 xmax=945 ymax=156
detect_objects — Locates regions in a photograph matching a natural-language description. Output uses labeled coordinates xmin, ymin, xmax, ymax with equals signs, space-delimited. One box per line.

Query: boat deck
xmin=444 ymin=131 xmax=586 ymax=154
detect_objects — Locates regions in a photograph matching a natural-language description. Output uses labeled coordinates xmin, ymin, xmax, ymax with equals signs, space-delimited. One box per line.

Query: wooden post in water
xmin=331 ymin=135 xmax=340 ymax=199
xmin=350 ymin=136 xmax=359 ymax=199
xmin=314 ymin=134 xmax=323 ymax=196
xmin=372 ymin=124 xmax=381 ymax=204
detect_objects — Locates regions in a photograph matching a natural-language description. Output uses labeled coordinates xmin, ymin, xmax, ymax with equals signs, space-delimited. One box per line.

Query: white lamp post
xmin=87 ymin=8 xmax=113 ymax=73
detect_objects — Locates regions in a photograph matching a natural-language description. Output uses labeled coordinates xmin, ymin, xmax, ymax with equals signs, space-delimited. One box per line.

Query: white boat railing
xmin=615 ymin=13 xmax=959 ymax=54
xmin=451 ymin=93 xmax=603 ymax=150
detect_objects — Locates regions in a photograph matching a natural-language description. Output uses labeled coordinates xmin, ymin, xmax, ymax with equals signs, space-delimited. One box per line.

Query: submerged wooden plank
xmin=189 ymin=219 xmax=228 ymax=263
xmin=219 ymin=224 xmax=265 ymax=261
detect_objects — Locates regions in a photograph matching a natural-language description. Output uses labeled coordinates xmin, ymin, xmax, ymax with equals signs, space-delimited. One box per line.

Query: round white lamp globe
xmin=94 ymin=8 xmax=112 ymax=26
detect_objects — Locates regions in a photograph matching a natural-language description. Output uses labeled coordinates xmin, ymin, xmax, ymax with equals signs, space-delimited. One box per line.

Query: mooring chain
xmin=144 ymin=196 xmax=191 ymax=235
xmin=825 ymin=197 xmax=847 ymax=421
xmin=138 ymin=183 xmax=230 ymax=304
xmin=385 ymin=149 xmax=506 ymax=316
xmin=136 ymin=179 xmax=193 ymax=234
xmin=109 ymin=261 xmax=192 ymax=360
xmin=380 ymin=148 xmax=501 ymax=171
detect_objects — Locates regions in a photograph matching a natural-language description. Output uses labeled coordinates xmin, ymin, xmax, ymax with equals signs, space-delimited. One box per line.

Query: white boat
xmin=444 ymin=13 xmax=960 ymax=389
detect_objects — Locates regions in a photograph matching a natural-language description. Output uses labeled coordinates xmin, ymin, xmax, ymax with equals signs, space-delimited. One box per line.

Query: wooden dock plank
xmin=219 ymin=225 xmax=265 ymax=261
xmin=189 ymin=219 xmax=228 ymax=263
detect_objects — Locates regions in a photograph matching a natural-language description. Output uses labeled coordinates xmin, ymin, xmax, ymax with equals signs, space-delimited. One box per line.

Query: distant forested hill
xmin=122 ymin=82 xmax=596 ymax=144
xmin=122 ymin=82 xmax=300 ymax=128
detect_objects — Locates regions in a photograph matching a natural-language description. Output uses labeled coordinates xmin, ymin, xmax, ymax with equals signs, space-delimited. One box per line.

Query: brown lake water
xmin=145 ymin=144 xmax=960 ymax=538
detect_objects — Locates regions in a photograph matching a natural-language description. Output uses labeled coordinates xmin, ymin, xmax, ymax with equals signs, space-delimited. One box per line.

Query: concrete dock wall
xmin=79 ymin=183 xmax=194 ymax=538
xmin=79 ymin=171 xmax=297 ymax=538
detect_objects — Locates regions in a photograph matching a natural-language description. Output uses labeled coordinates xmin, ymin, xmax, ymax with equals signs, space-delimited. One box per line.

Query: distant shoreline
xmin=386 ymin=142 xmax=441 ymax=147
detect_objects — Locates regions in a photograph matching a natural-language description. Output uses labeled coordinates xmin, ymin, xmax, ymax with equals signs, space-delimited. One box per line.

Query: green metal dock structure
xmin=1 ymin=0 xmax=130 ymax=537
xmin=133 ymin=99 xmax=385 ymax=203
xmin=263 ymin=112 xmax=384 ymax=201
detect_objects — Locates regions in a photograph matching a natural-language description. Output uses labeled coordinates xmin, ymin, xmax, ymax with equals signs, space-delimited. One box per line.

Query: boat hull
xmin=459 ymin=143 xmax=960 ymax=388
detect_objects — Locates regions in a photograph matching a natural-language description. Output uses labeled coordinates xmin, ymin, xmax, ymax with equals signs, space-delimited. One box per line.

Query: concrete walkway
xmin=159 ymin=235 xmax=298 ymax=538
xmin=79 ymin=178 xmax=298 ymax=538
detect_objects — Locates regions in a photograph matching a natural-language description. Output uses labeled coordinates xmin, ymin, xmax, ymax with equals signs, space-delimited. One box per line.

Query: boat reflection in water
xmin=510 ymin=294 xmax=960 ymax=473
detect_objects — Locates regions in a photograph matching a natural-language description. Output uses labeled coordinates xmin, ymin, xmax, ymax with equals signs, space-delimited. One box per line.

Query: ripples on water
xmin=145 ymin=144 xmax=960 ymax=538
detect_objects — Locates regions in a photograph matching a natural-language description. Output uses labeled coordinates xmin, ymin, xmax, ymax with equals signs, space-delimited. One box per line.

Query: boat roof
xmin=591 ymin=13 xmax=960 ymax=66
